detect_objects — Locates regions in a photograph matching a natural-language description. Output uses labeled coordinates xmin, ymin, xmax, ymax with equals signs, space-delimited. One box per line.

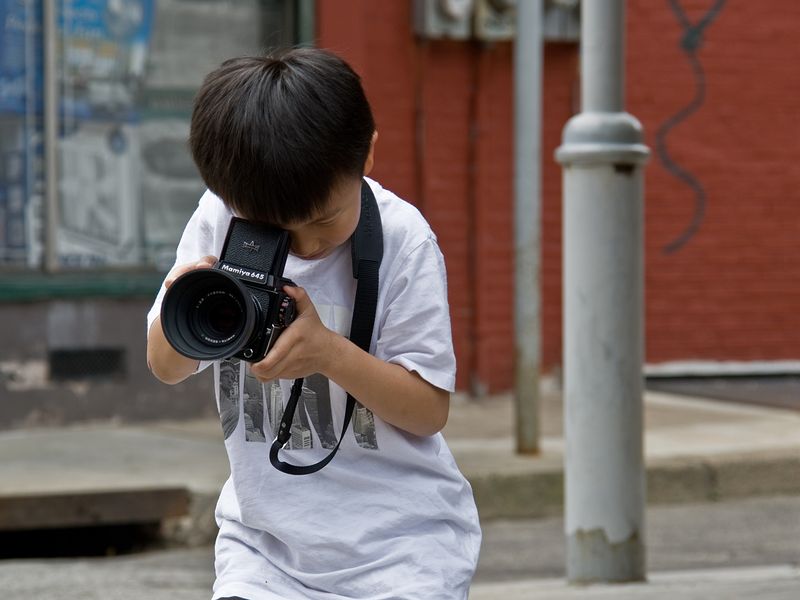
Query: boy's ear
xmin=363 ymin=131 xmax=378 ymax=176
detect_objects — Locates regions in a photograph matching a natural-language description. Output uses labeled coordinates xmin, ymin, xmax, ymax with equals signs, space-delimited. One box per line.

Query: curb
xmin=468 ymin=449 xmax=800 ymax=521
xmin=169 ymin=448 xmax=800 ymax=546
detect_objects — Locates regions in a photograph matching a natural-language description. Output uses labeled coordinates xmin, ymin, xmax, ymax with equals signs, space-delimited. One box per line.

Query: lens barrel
xmin=161 ymin=269 xmax=259 ymax=360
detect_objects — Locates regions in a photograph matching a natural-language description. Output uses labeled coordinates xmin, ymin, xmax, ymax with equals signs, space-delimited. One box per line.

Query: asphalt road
xmin=475 ymin=494 xmax=800 ymax=582
xmin=0 ymin=495 xmax=798 ymax=599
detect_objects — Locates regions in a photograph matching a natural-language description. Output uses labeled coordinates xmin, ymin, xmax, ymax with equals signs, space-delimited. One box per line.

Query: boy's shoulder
xmin=365 ymin=178 xmax=436 ymax=261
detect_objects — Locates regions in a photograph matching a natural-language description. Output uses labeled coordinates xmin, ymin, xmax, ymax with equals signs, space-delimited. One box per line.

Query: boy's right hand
xmin=164 ymin=255 xmax=218 ymax=289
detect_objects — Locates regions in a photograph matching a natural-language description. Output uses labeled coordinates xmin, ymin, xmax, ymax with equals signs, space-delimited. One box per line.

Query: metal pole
xmin=513 ymin=0 xmax=543 ymax=454
xmin=296 ymin=0 xmax=315 ymax=46
xmin=43 ymin=0 xmax=59 ymax=272
xmin=555 ymin=0 xmax=649 ymax=583
xmin=514 ymin=0 xmax=543 ymax=454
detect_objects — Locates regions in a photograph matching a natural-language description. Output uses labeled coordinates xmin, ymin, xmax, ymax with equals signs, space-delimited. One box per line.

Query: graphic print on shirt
xmin=302 ymin=373 xmax=337 ymax=449
xmin=322 ymin=302 xmax=379 ymax=450
xmin=243 ymin=370 xmax=266 ymax=442
xmin=265 ymin=379 xmax=284 ymax=441
xmin=228 ymin=302 xmax=379 ymax=451
xmin=218 ymin=359 xmax=241 ymax=440
xmin=318 ymin=304 xmax=379 ymax=450
xmin=288 ymin=385 xmax=314 ymax=450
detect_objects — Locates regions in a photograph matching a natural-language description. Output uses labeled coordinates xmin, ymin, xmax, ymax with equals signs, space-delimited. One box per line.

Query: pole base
xmin=567 ymin=528 xmax=646 ymax=584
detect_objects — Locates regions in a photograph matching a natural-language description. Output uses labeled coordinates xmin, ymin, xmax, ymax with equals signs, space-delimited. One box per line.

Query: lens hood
xmin=160 ymin=268 xmax=258 ymax=360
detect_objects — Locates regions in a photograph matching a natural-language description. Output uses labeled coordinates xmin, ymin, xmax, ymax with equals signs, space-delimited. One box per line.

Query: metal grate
xmin=48 ymin=348 xmax=126 ymax=381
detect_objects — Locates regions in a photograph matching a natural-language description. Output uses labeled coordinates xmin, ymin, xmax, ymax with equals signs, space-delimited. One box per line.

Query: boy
xmin=146 ymin=48 xmax=481 ymax=599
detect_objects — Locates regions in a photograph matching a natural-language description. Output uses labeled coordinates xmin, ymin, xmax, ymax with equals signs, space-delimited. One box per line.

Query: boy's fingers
xmin=165 ymin=256 xmax=217 ymax=288
xmin=251 ymin=339 xmax=289 ymax=380
xmin=198 ymin=255 xmax=218 ymax=267
xmin=283 ymin=285 xmax=313 ymax=314
xmin=253 ymin=353 xmax=285 ymax=382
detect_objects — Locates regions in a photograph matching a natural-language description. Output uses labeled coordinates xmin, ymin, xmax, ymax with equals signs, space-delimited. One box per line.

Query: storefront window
xmin=0 ymin=0 xmax=296 ymax=272
xmin=0 ymin=0 xmax=43 ymax=268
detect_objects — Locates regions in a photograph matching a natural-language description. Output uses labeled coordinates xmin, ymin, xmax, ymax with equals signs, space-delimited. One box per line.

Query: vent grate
xmin=48 ymin=348 xmax=126 ymax=381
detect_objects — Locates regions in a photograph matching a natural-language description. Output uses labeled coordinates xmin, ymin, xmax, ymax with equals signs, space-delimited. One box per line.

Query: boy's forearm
xmin=147 ymin=316 xmax=200 ymax=385
xmin=320 ymin=333 xmax=449 ymax=437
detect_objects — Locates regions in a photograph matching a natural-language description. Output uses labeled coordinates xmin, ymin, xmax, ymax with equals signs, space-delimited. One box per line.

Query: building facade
xmin=0 ymin=0 xmax=302 ymax=427
xmin=318 ymin=0 xmax=800 ymax=391
xmin=2 ymin=1 xmax=797 ymax=428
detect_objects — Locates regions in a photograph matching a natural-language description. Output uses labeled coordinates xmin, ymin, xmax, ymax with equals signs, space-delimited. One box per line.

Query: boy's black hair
xmin=189 ymin=48 xmax=375 ymax=225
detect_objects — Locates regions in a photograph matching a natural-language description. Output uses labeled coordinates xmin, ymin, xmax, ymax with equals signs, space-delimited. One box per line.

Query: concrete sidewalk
xmin=1 ymin=389 xmax=799 ymax=540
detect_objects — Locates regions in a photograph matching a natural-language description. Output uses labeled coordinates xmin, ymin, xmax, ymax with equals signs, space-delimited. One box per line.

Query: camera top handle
xmin=269 ymin=179 xmax=383 ymax=475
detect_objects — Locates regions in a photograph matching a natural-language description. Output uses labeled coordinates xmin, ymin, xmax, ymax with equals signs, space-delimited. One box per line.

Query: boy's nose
xmin=291 ymin=237 xmax=318 ymax=257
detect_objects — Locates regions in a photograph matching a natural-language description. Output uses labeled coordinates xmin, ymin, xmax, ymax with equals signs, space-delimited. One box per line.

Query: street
xmin=475 ymin=494 xmax=800 ymax=581
xmin=0 ymin=495 xmax=797 ymax=599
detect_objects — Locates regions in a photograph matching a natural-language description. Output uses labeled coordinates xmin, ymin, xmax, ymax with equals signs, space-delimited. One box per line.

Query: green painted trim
xmin=0 ymin=272 xmax=164 ymax=302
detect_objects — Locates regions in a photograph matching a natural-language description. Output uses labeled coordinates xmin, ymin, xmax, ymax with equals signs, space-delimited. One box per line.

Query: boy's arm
xmin=250 ymin=286 xmax=449 ymax=437
xmin=147 ymin=316 xmax=201 ymax=385
xmin=146 ymin=255 xmax=217 ymax=385
xmin=325 ymin=334 xmax=449 ymax=436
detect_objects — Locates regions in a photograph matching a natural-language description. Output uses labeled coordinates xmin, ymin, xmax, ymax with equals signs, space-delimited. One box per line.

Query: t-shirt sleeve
xmin=146 ymin=191 xmax=219 ymax=374
xmin=375 ymin=236 xmax=456 ymax=393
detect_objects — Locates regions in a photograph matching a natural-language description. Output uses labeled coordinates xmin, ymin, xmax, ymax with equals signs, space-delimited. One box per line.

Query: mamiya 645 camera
xmin=160 ymin=218 xmax=296 ymax=362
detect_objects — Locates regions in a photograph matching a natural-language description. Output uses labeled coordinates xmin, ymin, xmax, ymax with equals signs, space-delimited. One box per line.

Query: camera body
xmin=160 ymin=217 xmax=296 ymax=363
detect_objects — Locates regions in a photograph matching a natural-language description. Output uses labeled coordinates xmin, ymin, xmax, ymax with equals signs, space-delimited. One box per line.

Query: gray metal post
xmin=296 ymin=0 xmax=315 ymax=46
xmin=555 ymin=0 xmax=649 ymax=583
xmin=43 ymin=0 xmax=59 ymax=272
xmin=513 ymin=0 xmax=543 ymax=454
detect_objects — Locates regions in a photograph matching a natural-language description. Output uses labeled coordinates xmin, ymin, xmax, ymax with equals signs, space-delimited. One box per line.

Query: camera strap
xmin=269 ymin=179 xmax=383 ymax=475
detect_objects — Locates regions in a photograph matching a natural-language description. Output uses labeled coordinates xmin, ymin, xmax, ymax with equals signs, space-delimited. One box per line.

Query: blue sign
xmin=60 ymin=0 xmax=155 ymax=122
xmin=0 ymin=0 xmax=155 ymax=119
xmin=0 ymin=0 xmax=43 ymax=115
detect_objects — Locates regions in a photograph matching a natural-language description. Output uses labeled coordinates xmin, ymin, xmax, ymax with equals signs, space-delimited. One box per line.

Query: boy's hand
xmin=250 ymin=285 xmax=337 ymax=382
xmin=164 ymin=255 xmax=218 ymax=289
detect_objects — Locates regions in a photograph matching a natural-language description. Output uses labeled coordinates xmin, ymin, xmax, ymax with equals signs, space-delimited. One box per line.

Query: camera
xmin=160 ymin=217 xmax=296 ymax=362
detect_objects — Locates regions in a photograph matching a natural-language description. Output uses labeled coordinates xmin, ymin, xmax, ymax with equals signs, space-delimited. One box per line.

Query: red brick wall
xmin=317 ymin=0 xmax=800 ymax=392
xmin=628 ymin=0 xmax=800 ymax=363
xmin=318 ymin=0 xmax=578 ymax=391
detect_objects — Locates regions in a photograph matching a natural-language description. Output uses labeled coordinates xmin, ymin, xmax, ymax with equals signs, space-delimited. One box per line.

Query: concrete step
xmin=0 ymin=488 xmax=189 ymax=531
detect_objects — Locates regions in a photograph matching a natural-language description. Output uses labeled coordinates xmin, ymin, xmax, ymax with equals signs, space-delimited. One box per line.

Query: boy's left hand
xmin=249 ymin=285 xmax=336 ymax=382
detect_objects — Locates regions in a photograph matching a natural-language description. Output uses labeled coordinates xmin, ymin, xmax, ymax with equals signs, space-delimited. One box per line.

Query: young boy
xmin=146 ymin=48 xmax=481 ymax=600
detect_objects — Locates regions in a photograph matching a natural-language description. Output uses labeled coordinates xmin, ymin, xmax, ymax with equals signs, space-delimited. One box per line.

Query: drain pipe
xmin=43 ymin=0 xmax=59 ymax=272
xmin=513 ymin=0 xmax=543 ymax=454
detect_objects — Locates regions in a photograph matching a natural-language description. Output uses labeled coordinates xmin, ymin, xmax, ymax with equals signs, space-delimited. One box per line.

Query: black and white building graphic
xmin=267 ymin=380 xmax=284 ymax=441
xmin=218 ymin=359 xmax=240 ymax=440
xmin=216 ymin=304 xmax=380 ymax=451
xmin=243 ymin=370 xmax=266 ymax=442
xmin=353 ymin=403 xmax=379 ymax=450
xmin=303 ymin=373 xmax=337 ymax=449
xmin=289 ymin=388 xmax=314 ymax=450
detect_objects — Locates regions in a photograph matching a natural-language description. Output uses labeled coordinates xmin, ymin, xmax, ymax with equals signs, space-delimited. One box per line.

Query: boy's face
xmin=282 ymin=176 xmax=363 ymax=261
xmin=282 ymin=131 xmax=377 ymax=261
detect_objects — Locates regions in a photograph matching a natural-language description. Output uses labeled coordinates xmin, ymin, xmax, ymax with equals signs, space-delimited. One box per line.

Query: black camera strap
xmin=269 ymin=179 xmax=383 ymax=475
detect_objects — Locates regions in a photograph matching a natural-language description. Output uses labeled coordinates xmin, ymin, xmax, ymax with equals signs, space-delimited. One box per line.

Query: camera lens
xmin=161 ymin=269 xmax=258 ymax=360
xmin=192 ymin=289 xmax=244 ymax=345
xmin=208 ymin=300 xmax=239 ymax=336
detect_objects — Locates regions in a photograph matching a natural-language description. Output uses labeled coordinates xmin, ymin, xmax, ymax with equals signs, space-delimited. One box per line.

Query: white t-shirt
xmin=147 ymin=178 xmax=481 ymax=600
